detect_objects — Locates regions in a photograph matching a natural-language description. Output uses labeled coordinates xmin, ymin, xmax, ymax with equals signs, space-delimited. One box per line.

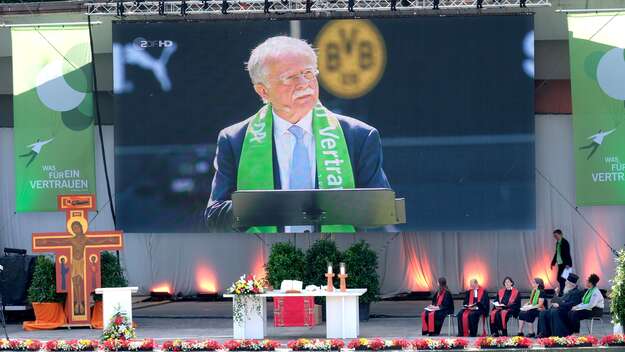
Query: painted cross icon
xmin=32 ymin=195 xmax=123 ymax=326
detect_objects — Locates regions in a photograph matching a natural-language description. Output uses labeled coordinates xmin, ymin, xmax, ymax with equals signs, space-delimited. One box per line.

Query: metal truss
xmin=86 ymin=0 xmax=550 ymax=16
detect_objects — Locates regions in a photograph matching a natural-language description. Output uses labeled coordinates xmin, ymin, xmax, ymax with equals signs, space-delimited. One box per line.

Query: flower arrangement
xmin=222 ymin=340 xmax=280 ymax=351
xmin=228 ymin=274 xmax=267 ymax=324
xmin=347 ymin=338 xmax=410 ymax=351
xmin=161 ymin=339 xmax=222 ymax=351
xmin=0 ymin=339 xmax=42 ymax=351
xmin=601 ymin=334 xmax=625 ymax=346
xmin=474 ymin=336 xmax=532 ymax=349
xmin=101 ymin=308 xmax=136 ymax=341
xmin=287 ymin=339 xmax=345 ymax=351
xmin=411 ymin=338 xmax=468 ymax=350
xmin=228 ymin=274 xmax=266 ymax=295
xmin=45 ymin=339 xmax=100 ymax=351
xmin=538 ymin=335 xmax=597 ymax=348
xmin=102 ymin=339 xmax=155 ymax=351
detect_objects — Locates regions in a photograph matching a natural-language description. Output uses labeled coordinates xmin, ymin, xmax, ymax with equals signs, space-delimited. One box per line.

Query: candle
xmin=327 ymin=263 xmax=333 ymax=274
xmin=340 ymin=262 xmax=346 ymax=275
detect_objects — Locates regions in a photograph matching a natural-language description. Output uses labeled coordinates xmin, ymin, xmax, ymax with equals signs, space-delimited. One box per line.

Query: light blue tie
xmin=288 ymin=125 xmax=313 ymax=190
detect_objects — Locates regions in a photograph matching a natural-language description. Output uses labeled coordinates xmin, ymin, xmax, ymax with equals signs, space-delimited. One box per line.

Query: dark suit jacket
xmin=556 ymin=287 xmax=583 ymax=312
xmin=551 ymin=237 xmax=573 ymax=267
xmin=204 ymin=112 xmax=391 ymax=232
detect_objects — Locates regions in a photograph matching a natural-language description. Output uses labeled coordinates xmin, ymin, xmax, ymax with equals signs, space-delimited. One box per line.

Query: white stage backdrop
xmin=1 ymin=115 xmax=624 ymax=296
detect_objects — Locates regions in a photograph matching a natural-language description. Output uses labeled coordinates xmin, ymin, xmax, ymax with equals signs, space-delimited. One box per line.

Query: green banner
xmin=12 ymin=26 xmax=96 ymax=212
xmin=568 ymin=13 xmax=625 ymax=205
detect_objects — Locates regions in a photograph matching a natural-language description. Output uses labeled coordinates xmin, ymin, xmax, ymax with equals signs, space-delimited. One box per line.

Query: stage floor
xmin=4 ymin=299 xmax=616 ymax=341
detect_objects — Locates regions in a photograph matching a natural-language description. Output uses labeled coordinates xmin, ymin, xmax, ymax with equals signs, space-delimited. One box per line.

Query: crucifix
xmin=32 ymin=195 xmax=124 ymax=326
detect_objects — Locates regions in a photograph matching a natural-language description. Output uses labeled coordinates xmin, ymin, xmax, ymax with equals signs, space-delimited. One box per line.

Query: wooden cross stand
xmin=32 ymin=195 xmax=123 ymax=326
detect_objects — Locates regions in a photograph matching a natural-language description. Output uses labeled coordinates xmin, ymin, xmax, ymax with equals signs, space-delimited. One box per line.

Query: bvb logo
xmin=315 ymin=20 xmax=386 ymax=99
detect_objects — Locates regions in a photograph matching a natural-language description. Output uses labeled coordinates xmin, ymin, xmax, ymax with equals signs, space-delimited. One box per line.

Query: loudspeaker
xmin=0 ymin=255 xmax=38 ymax=306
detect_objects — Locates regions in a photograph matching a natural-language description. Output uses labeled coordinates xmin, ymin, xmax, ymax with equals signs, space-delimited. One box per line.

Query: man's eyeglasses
xmin=278 ymin=68 xmax=319 ymax=85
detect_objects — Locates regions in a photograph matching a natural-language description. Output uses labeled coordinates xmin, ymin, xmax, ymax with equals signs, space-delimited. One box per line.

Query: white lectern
xmin=95 ymin=287 xmax=138 ymax=330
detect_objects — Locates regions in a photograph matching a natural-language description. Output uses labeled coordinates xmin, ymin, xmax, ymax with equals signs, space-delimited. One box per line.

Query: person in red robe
xmin=456 ymin=279 xmax=489 ymax=337
xmin=421 ymin=277 xmax=454 ymax=336
xmin=490 ymin=276 xmax=521 ymax=337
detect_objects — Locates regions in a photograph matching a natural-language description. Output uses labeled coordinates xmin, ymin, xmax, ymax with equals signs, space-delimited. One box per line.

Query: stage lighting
xmin=3 ymin=248 xmax=27 ymax=256
xmin=281 ymin=0 xmax=288 ymax=4
xmin=400 ymin=0 xmax=409 ymax=7
xmin=476 ymin=0 xmax=483 ymax=9
xmin=150 ymin=290 xmax=172 ymax=301
xmin=390 ymin=0 xmax=396 ymax=11
xmin=116 ymin=0 xmax=125 ymax=16
xmin=180 ymin=0 xmax=188 ymax=15
xmin=197 ymin=292 xmax=220 ymax=301
xmin=264 ymin=0 xmax=272 ymax=13
xmin=432 ymin=0 xmax=439 ymax=9
xmin=221 ymin=0 xmax=229 ymax=13
xmin=202 ymin=0 xmax=209 ymax=9
xmin=305 ymin=0 xmax=314 ymax=12
xmin=133 ymin=0 xmax=143 ymax=6
xmin=158 ymin=0 xmax=166 ymax=15
xmin=347 ymin=0 xmax=353 ymax=12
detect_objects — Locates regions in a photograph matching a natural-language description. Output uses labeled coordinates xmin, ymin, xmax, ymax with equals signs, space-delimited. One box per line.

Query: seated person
xmin=568 ymin=273 xmax=604 ymax=334
xmin=538 ymin=272 xmax=583 ymax=337
xmin=422 ymin=277 xmax=454 ymax=336
xmin=490 ymin=276 xmax=521 ymax=337
xmin=517 ymin=277 xmax=547 ymax=337
xmin=457 ymin=278 xmax=489 ymax=337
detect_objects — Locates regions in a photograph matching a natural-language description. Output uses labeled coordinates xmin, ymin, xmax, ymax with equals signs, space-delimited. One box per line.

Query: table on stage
xmin=224 ymin=288 xmax=367 ymax=339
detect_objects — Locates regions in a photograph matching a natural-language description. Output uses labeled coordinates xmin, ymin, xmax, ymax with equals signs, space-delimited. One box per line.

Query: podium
xmin=95 ymin=287 xmax=138 ymax=330
xmin=232 ymin=188 xmax=405 ymax=231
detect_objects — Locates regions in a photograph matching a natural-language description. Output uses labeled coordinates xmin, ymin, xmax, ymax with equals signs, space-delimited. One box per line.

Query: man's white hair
xmin=246 ymin=36 xmax=317 ymax=85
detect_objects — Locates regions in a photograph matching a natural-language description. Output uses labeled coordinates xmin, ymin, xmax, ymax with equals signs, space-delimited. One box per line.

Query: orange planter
xmin=23 ymin=302 xmax=67 ymax=331
xmin=91 ymin=301 xmax=104 ymax=329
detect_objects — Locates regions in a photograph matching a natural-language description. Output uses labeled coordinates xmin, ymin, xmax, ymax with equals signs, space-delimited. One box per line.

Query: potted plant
xmin=0 ymin=339 xmax=43 ymax=351
xmin=93 ymin=252 xmax=128 ymax=328
xmin=287 ymin=339 xmax=344 ymax=351
xmin=45 ymin=339 xmax=100 ymax=351
xmin=610 ymin=249 xmax=625 ymax=334
xmin=474 ymin=336 xmax=532 ymax=349
xmin=347 ymin=338 xmax=410 ymax=351
xmin=222 ymin=340 xmax=280 ymax=351
xmin=266 ymin=242 xmax=306 ymax=288
xmin=161 ymin=339 xmax=221 ymax=351
xmin=304 ymin=239 xmax=342 ymax=288
xmin=343 ymin=240 xmax=380 ymax=321
xmin=24 ymin=255 xmax=66 ymax=329
xmin=412 ymin=338 xmax=469 ymax=350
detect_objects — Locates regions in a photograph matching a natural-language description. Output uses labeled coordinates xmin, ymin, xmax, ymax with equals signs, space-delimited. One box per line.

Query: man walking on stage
xmin=550 ymin=229 xmax=572 ymax=296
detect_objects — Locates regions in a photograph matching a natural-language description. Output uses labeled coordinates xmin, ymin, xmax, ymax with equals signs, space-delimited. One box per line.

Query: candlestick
xmin=325 ymin=272 xmax=335 ymax=292
xmin=338 ymin=273 xmax=348 ymax=292
xmin=340 ymin=262 xmax=346 ymax=275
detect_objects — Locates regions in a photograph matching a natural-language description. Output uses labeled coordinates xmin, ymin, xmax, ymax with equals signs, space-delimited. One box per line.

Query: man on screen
xmin=205 ymin=36 xmax=390 ymax=233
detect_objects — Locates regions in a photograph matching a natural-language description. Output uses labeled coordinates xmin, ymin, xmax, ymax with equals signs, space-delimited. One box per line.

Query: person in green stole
xmin=568 ymin=273 xmax=604 ymax=334
xmin=205 ymin=36 xmax=390 ymax=233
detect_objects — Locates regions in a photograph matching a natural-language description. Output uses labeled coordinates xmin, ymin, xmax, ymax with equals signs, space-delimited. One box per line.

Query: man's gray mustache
xmin=293 ymin=88 xmax=314 ymax=98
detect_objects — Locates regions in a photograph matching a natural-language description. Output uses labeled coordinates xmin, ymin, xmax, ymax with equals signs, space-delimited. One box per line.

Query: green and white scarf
xmin=237 ymin=103 xmax=356 ymax=233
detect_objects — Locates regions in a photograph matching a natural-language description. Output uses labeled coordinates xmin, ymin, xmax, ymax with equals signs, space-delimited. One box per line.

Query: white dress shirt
xmin=273 ymin=109 xmax=316 ymax=233
xmin=574 ymin=287 xmax=605 ymax=310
